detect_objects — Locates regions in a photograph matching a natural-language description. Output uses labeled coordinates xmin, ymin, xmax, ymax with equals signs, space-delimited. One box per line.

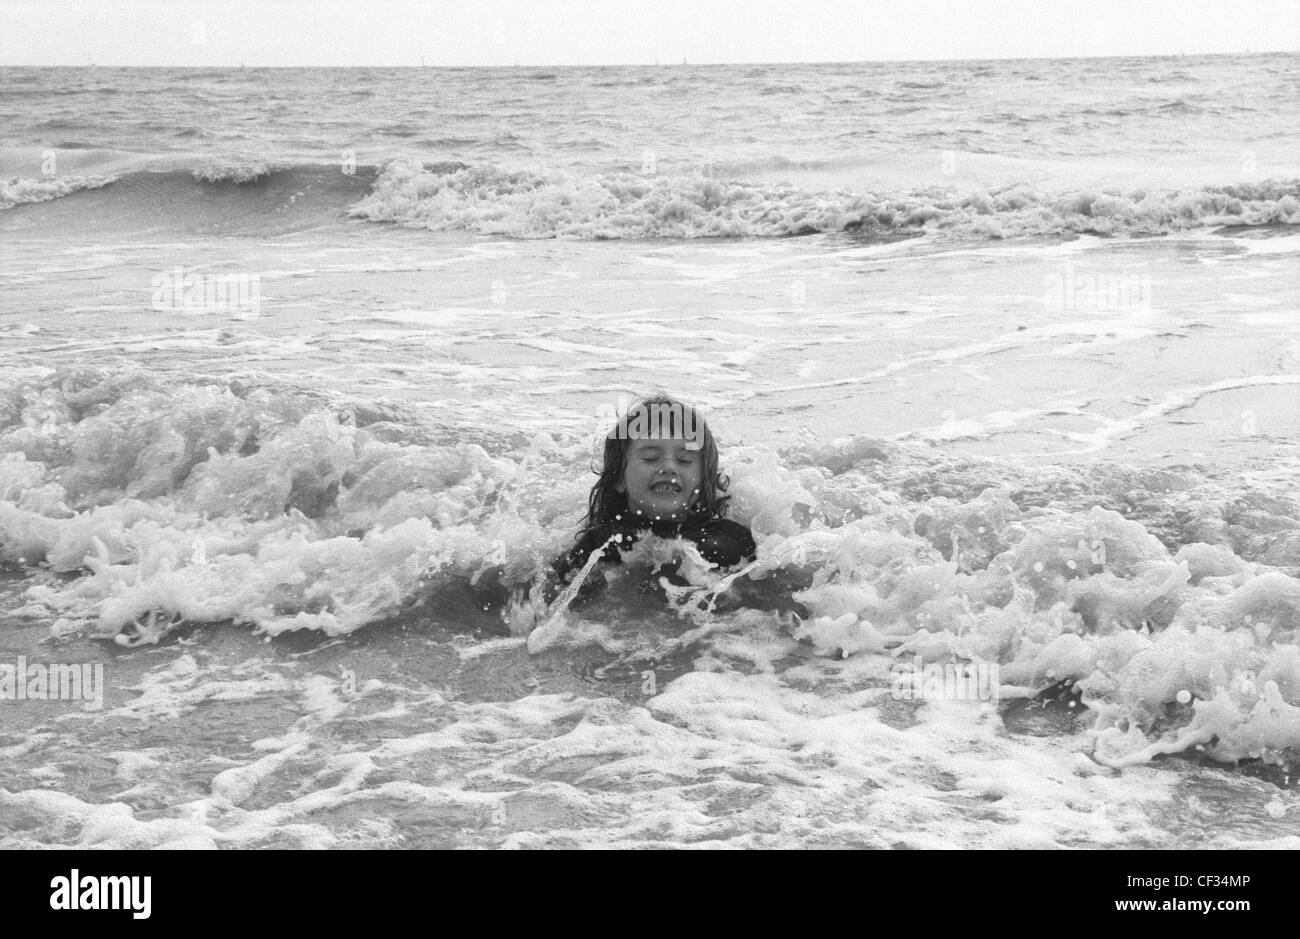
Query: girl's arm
xmin=544 ymin=524 xmax=639 ymax=604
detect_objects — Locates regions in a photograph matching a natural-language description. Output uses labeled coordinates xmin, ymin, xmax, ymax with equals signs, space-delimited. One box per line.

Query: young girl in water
xmin=546 ymin=395 xmax=756 ymax=601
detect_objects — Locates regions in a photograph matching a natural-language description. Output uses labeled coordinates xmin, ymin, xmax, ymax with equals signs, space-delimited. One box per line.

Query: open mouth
xmin=649 ymin=480 xmax=682 ymax=494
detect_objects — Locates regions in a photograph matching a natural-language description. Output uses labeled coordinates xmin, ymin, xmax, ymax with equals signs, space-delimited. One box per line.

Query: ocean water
xmin=1 ymin=56 xmax=1299 ymax=849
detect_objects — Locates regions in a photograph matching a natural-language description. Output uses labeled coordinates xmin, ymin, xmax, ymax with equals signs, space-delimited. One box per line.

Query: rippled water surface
xmin=1 ymin=56 xmax=1298 ymax=848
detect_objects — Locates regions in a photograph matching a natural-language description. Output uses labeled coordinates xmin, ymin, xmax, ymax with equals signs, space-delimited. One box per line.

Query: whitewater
xmin=1 ymin=55 xmax=1298 ymax=848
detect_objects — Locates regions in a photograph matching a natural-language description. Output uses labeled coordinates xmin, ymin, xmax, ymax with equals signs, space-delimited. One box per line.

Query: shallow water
xmin=1 ymin=592 xmax=1295 ymax=849
xmin=2 ymin=57 xmax=1299 ymax=848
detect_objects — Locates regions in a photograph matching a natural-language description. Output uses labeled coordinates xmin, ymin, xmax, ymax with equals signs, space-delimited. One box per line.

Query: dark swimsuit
xmin=549 ymin=513 xmax=757 ymax=597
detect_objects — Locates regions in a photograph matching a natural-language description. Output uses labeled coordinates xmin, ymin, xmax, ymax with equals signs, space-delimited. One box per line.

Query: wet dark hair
xmin=582 ymin=395 xmax=731 ymax=532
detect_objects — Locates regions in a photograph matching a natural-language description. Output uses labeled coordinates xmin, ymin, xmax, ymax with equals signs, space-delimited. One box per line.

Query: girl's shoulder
xmin=684 ymin=512 xmax=750 ymax=534
xmin=687 ymin=515 xmax=756 ymax=565
xmin=697 ymin=516 xmax=752 ymax=536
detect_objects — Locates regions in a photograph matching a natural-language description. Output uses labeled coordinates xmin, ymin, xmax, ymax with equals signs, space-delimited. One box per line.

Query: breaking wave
xmin=7 ymin=150 xmax=1298 ymax=243
xmin=352 ymin=158 xmax=1300 ymax=240
xmin=1 ymin=368 xmax=1298 ymax=773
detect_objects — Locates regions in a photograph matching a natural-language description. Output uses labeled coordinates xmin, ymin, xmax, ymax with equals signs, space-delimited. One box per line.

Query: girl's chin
xmin=631 ymin=499 xmax=690 ymax=518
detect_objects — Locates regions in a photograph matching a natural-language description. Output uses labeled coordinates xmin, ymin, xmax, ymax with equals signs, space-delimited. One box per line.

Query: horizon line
xmin=3 ymin=48 xmax=1296 ymax=69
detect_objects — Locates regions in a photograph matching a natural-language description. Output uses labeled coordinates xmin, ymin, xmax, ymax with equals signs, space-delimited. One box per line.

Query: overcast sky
xmin=2 ymin=0 xmax=1296 ymax=66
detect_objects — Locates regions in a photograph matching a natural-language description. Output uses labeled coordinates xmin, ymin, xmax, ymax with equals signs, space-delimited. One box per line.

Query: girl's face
xmin=618 ymin=435 xmax=704 ymax=522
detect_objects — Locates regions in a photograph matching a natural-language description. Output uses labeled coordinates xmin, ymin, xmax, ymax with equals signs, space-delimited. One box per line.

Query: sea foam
xmin=349 ymin=157 xmax=1300 ymax=240
xmin=2 ymin=369 xmax=1298 ymax=771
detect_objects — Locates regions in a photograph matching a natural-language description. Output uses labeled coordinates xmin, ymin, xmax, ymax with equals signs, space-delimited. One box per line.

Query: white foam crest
xmin=0 ymin=174 xmax=115 ymax=210
xmin=349 ymin=158 xmax=1300 ymax=241
xmin=190 ymin=156 xmax=286 ymax=184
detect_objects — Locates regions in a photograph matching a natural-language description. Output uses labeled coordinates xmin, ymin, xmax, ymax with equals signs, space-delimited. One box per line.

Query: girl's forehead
xmin=628 ymin=435 xmax=689 ymax=448
xmin=625 ymin=435 xmax=704 ymax=456
xmin=617 ymin=402 xmax=706 ymax=449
